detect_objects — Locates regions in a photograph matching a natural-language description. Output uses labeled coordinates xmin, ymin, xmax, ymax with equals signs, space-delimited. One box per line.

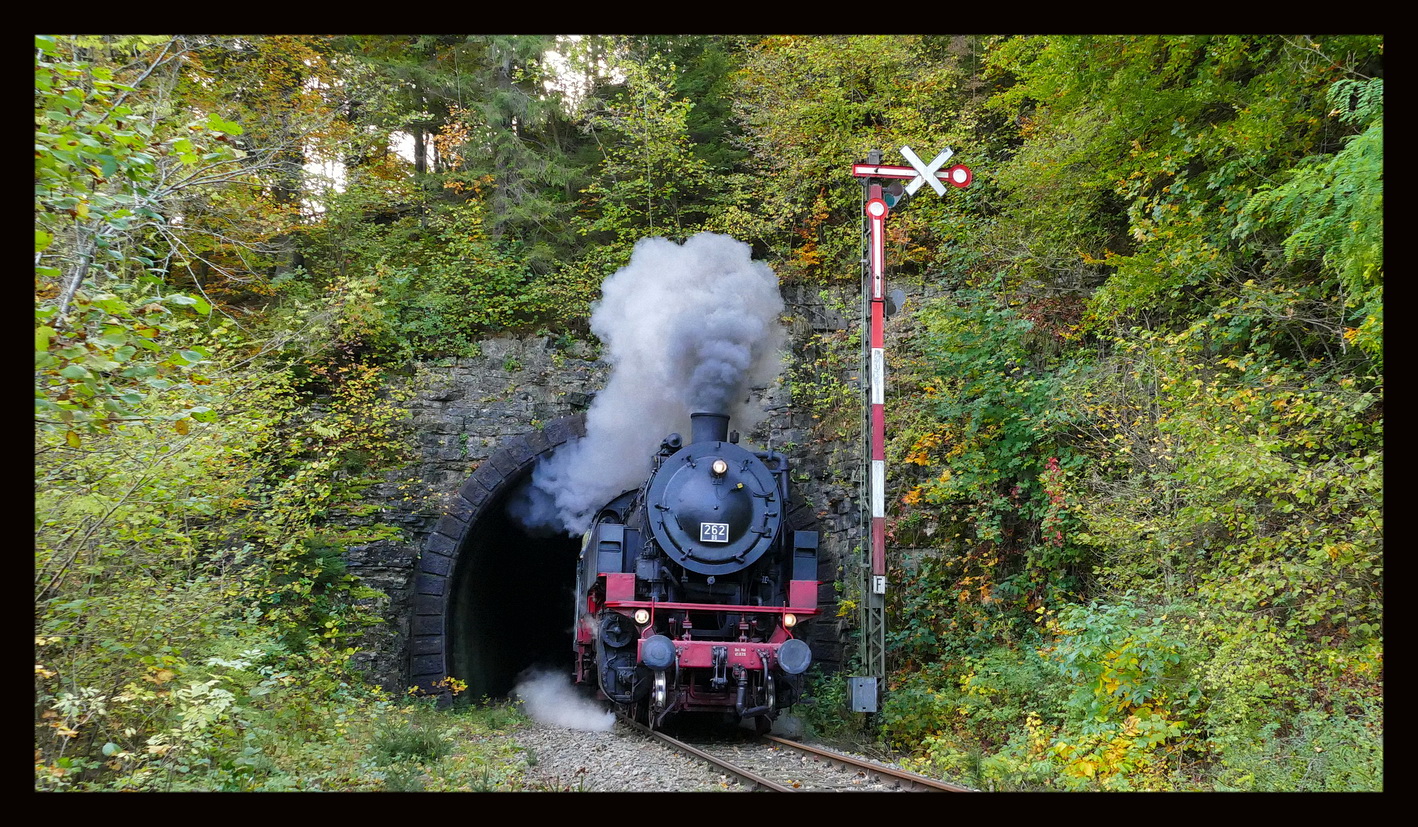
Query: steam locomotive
xmin=574 ymin=411 xmax=818 ymax=732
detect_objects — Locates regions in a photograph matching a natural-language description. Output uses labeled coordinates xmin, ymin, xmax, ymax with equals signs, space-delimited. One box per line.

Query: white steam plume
xmin=512 ymin=668 xmax=616 ymax=731
xmin=507 ymin=232 xmax=785 ymax=536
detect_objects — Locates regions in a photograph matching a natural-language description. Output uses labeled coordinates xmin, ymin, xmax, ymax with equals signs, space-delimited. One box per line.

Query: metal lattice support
xmin=856 ymin=152 xmax=887 ymax=708
xmin=849 ymin=148 xmax=972 ymax=715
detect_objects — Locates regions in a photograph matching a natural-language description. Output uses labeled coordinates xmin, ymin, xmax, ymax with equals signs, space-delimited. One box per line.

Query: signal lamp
xmin=883 ymin=180 xmax=906 ymax=208
xmin=782 ymin=613 xmax=797 ymax=629
xmin=634 ymin=608 xmax=651 ymax=625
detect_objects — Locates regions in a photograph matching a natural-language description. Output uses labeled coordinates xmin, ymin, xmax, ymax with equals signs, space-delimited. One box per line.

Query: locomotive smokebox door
xmin=645 ymin=417 xmax=780 ymax=576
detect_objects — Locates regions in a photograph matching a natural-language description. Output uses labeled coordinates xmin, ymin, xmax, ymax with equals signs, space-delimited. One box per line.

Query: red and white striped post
xmin=863 ymin=190 xmax=889 ymax=587
xmin=850 ymin=148 xmax=971 ymax=706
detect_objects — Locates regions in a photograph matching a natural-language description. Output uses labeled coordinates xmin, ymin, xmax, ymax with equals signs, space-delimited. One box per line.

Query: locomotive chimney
xmin=690 ymin=412 xmax=730 ymax=445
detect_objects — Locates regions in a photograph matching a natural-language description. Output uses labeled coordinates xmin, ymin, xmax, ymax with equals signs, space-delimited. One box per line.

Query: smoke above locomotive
xmin=508 ymin=232 xmax=787 ymax=537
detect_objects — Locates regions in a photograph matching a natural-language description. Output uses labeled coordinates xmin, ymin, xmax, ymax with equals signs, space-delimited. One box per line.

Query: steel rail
xmin=619 ymin=714 xmax=975 ymax=792
xmin=619 ymin=717 xmax=794 ymax=792
xmin=760 ymin=735 xmax=977 ymax=792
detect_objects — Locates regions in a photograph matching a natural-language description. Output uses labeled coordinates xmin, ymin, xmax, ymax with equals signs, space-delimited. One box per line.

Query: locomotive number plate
xmin=700 ymin=522 xmax=730 ymax=543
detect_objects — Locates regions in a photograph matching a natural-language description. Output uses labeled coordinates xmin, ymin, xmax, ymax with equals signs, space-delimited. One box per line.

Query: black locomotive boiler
xmin=574 ymin=411 xmax=818 ymax=731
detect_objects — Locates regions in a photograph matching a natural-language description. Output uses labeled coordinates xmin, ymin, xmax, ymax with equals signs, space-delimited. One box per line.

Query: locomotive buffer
xmin=850 ymin=147 xmax=971 ymax=712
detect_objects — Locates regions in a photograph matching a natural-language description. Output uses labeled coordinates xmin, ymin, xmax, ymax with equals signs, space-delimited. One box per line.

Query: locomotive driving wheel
xmin=651 ymin=671 xmax=667 ymax=710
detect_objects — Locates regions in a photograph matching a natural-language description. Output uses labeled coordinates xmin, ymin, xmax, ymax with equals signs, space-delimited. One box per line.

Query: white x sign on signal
xmin=901 ymin=146 xmax=953 ymax=197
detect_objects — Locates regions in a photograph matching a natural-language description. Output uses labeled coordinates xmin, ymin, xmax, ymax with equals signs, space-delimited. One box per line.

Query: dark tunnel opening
xmin=446 ymin=479 xmax=580 ymax=700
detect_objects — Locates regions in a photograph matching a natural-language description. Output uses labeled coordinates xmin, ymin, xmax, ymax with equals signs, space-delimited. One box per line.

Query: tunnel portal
xmin=410 ymin=415 xmax=588 ymax=701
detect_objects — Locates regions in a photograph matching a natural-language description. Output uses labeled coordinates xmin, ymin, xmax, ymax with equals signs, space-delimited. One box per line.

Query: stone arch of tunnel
xmin=409 ymin=414 xmax=588 ymax=700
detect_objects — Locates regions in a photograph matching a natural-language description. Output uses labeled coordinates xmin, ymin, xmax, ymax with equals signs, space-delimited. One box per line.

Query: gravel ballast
xmin=510 ymin=718 xmax=745 ymax=792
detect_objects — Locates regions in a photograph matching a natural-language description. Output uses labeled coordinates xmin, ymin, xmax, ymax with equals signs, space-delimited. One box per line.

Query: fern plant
xmin=1239 ymin=78 xmax=1383 ymax=365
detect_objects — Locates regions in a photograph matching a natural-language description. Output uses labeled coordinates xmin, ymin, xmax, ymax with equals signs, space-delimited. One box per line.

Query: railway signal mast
xmin=849 ymin=147 xmax=971 ymax=713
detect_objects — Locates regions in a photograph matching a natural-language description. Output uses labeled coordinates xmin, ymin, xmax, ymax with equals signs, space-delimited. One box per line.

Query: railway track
xmin=619 ymin=717 xmax=975 ymax=792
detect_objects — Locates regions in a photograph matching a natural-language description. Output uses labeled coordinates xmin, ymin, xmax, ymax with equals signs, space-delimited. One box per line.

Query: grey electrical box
xmin=848 ymin=676 xmax=878 ymax=713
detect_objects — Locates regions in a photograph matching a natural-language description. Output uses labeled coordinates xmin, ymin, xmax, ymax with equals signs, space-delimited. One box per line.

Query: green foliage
xmin=784 ymin=322 xmax=858 ymax=440
xmin=580 ymin=51 xmax=713 ymax=248
xmin=886 ymin=284 xmax=1090 ymax=667
xmin=881 ymin=648 xmax=1061 ymax=790
xmin=874 ymin=34 xmax=1381 ymax=792
xmin=1028 ymin=599 xmax=1187 ymax=789
xmin=36 ymin=641 xmax=534 ymax=791
xmin=981 ymin=36 xmax=1383 ymax=330
xmin=1238 ymin=78 xmax=1383 ymax=365
xmin=911 ymin=289 xmax=1062 ymax=529
xmin=1070 ymin=318 xmax=1382 ymax=642
xmin=32 ymin=330 xmax=529 ymax=791
xmin=1047 ymin=599 xmax=1189 ymax=719
xmin=624 ymin=36 xmax=753 ymax=174
xmin=885 ymin=648 xmax=1056 ymax=747
xmin=371 ymin=705 xmax=454 ymax=764
xmin=730 ymin=35 xmax=978 ymax=282
xmin=1210 ymin=686 xmax=1382 ymax=792
xmin=401 ymin=203 xmax=550 ymax=343
xmin=35 ymin=94 xmax=419 ymax=783
xmin=34 ymin=35 xmax=238 ymax=443
xmin=792 ymin=667 xmax=858 ymax=741
xmin=291 ymin=160 xmax=603 ymax=357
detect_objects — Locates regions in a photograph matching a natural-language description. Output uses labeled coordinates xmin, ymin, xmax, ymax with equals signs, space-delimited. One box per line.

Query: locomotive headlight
xmin=711 ymin=459 xmax=728 ymax=476
xmin=782 ymin=613 xmax=797 ymax=629
xmin=633 ymin=608 xmax=651 ymax=625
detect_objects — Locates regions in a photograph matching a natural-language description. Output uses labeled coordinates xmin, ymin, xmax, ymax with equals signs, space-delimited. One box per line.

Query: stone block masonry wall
xmin=770 ymin=282 xmax=864 ymax=672
xmin=335 ymin=337 xmax=607 ymax=691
